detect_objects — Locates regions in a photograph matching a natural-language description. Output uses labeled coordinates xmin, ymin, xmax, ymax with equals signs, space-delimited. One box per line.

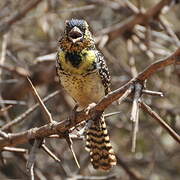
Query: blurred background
xmin=0 ymin=0 xmax=179 ymax=179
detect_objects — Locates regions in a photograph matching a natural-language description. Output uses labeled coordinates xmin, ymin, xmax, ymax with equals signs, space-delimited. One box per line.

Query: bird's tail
xmin=85 ymin=115 xmax=116 ymax=170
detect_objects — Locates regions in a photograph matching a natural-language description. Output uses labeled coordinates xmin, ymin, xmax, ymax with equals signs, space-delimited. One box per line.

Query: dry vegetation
xmin=0 ymin=0 xmax=180 ymax=180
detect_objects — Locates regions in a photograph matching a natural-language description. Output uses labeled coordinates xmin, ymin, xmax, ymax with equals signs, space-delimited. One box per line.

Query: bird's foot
xmin=69 ymin=104 xmax=79 ymax=126
xmin=85 ymin=102 xmax=96 ymax=115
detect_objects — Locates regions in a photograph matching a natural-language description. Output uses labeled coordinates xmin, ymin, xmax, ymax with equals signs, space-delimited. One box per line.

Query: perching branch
xmin=0 ymin=48 xmax=179 ymax=149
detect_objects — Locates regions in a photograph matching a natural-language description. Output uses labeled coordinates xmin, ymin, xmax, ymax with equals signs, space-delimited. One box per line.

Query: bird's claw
xmin=85 ymin=103 xmax=96 ymax=115
xmin=69 ymin=104 xmax=79 ymax=126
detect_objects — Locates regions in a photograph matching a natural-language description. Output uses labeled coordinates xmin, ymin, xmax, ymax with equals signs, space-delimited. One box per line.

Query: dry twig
xmin=27 ymin=77 xmax=53 ymax=123
xmin=0 ymin=0 xmax=43 ymax=34
xmin=131 ymin=83 xmax=143 ymax=152
xmin=97 ymin=0 xmax=172 ymax=41
xmin=117 ymin=155 xmax=145 ymax=180
xmin=2 ymin=147 xmax=27 ymax=153
xmin=63 ymin=131 xmax=80 ymax=169
xmin=41 ymin=142 xmax=67 ymax=177
xmin=26 ymin=139 xmax=42 ymax=180
xmin=67 ymin=174 xmax=117 ymax=180
xmin=140 ymin=102 xmax=180 ymax=143
xmin=1 ymin=90 xmax=60 ymax=131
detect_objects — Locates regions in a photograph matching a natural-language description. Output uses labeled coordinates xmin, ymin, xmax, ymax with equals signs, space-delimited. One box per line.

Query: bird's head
xmin=60 ymin=19 xmax=95 ymax=51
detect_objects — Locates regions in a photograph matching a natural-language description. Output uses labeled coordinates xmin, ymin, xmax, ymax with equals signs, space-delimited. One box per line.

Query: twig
xmin=131 ymin=34 xmax=154 ymax=60
xmin=2 ymin=147 xmax=27 ymax=153
xmin=100 ymin=47 xmax=131 ymax=75
xmin=30 ymin=163 xmax=35 ymax=180
xmin=130 ymin=84 xmax=142 ymax=122
xmin=104 ymin=111 xmax=121 ymax=118
xmin=58 ymin=4 xmax=95 ymax=13
xmin=142 ymin=90 xmax=164 ymax=97
xmin=0 ymin=99 xmax=26 ymax=105
xmin=0 ymin=130 xmax=9 ymax=139
xmin=48 ymin=134 xmax=83 ymax=140
xmin=41 ymin=143 xmax=61 ymax=163
xmin=130 ymin=83 xmax=143 ymax=152
xmin=0 ymin=105 xmax=12 ymax=116
xmin=97 ymin=0 xmax=172 ymax=41
xmin=123 ymin=0 xmax=139 ymax=13
xmin=67 ymin=174 xmax=117 ymax=180
xmin=0 ymin=153 xmax=6 ymax=166
xmin=136 ymin=0 xmax=142 ymax=11
xmin=0 ymin=63 xmax=30 ymax=78
xmin=0 ymin=34 xmax=8 ymax=73
xmin=41 ymin=143 xmax=68 ymax=177
xmin=0 ymin=0 xmax=43 ymax=34
xmin=26 ymin=139 xmax=42 ymax=179
xmin=140 ymin=102 xmax=180 ymax=144
xmin=117 ymin=155 xmax=145 ymax=180
xmin=1 ymin=62 xmax=56 ymax=100
xmin=159 ymin=16 xmax=180 ymax=47
xmin=0 ymin=33 xmax=11 ymax=123
xmin=0 ymin=79 xmax=18 ymax=84
xmin=137 ymin=48 xmax=180 ymax=81
xmin=63 ymin=131 xmax=80 ymax=169
xmin=27 ymin=77 xmax=53 ymax=123
xmin=127 ymin=39 xmax=138 ymax=77
xmin=1 ymin=90 xmax=60 ymax=131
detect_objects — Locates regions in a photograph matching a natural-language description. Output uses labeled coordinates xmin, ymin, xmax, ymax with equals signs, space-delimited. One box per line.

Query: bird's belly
xmin=60 ymin=72 xmax=105 ymax=108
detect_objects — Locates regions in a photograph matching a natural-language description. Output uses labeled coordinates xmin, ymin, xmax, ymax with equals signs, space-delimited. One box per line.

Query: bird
xmin=56 ymin=19 xmax=116 ymax=170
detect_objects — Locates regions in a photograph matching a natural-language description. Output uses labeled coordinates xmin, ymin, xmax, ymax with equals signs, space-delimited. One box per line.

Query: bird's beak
xmin=68 ymin=26 xmax=83 ymax=43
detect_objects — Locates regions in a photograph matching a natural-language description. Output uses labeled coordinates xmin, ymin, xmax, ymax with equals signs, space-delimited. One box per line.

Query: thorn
xmin=27 ymin=77 xmax=53 ymax=123
xmin=142 ymin=89 xmax=164 ymax=97
xmin=69 ymin=103 xmax=79 ymax=126
xmin=63 ymin=131 xmax=80 ymax=169
xmin=130 ymin=83 xmax=142 ymax=152
xmin=26 ymin=139 xmax=42 ymax=172
xmin=41 ymin=141 xmax=68 ymax=177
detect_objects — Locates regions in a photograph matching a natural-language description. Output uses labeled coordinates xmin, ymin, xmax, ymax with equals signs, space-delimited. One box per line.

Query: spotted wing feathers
xmin=95 ymin=51 xmax=111 ymax=95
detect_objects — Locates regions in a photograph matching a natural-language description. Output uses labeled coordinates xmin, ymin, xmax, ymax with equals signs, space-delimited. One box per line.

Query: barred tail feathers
xmin=85 ymin=116 xmax=116 ymax=170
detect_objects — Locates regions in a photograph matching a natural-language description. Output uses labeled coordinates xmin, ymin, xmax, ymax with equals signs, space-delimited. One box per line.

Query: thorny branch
xmin=0 ymin=90 xmax=60 ymax=131
xmin=97 ymin=0 xmax=172 ymax=41
xmin=0 ymin=0 xmax=44 ymax=34
xmin=0 ymin=48 xmax=179 ymax=149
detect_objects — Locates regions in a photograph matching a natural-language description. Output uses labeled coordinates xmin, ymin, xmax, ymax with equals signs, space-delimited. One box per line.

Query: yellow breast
xmin=58 ymin=49 xmax=96 ymax=75
xmin=59 ymin=72 xmax=105 ymax=108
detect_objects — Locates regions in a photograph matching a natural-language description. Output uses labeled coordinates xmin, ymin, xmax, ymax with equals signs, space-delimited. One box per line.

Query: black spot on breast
xmin=65 ymin=52 xmax=82 ymax=68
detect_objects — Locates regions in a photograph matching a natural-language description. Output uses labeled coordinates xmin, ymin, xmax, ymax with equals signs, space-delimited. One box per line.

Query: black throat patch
xmin=65 ymin=52 xmax=83 ymax=68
